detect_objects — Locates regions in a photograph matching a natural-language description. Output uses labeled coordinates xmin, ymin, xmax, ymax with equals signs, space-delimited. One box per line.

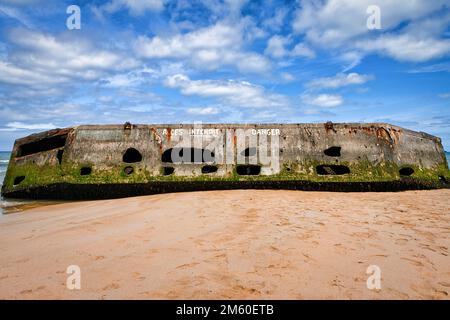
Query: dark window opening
xmin=399 ymin=167 xmax=414 ymax=176
xmin=161 ymin=148 xmax=215 ymax=164
xmin=124 ymin=122 xmax=132 ymax=130
xmin=123 ymin=166 xmax=134 ymax=175
xmin=324 ymin=146 xmax=341 ymax=157
xmin=123 ymin=148 xmax=142 ymax=163
xmin=316 ymin=165 xmax=350 ymax=175
xmin=57 ymin=149 xmax=64 ymax=165
xmin=163 ymin=167 xmax=174 ymax=175
xmin=202 ymin=165 xmax=218 ymax=174
xmin=13 ymin=176 xmax=25 ymax=185
xmin=17 ymin=134 xmax=67 ymax=157
xmin=241 ymin=147 xmax=257 ymax=157
xmin=80 ymin=167 xmax=92 ymax=176
xmin=236 ymin=165 xmax=261 ymax=175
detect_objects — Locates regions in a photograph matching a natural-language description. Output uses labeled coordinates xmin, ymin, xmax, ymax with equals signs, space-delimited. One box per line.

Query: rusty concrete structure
xmin=1 ymin=122 xmax=449 ymax=199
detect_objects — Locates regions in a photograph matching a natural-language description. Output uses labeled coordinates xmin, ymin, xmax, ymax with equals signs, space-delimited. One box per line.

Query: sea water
xmin=0 ymin=151 xmax=35 ymax=215
xmin=0 ymin=151 xmax=12 ymax=214
xmin=0 ymin=151 xmax=11 ymax=191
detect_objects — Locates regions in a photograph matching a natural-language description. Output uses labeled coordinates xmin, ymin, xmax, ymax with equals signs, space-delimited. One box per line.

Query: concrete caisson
xmin=1 ymin=122 xmax=449 ymax=199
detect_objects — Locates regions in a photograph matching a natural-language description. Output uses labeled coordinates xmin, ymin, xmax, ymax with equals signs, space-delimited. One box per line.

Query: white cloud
xmin=0 ymin=61 xmax=65 ymax=86
xmin=0 ymin=29 xmax=137 ymax=87
xmin=357 ymin=34 xmax=450 ymax=62
xmin=186 ymin=107 xmax=220 ymax=115
xmin=408 ymin=63 xmax=450 ymax=74
xmin=5 ymin=122 xmax=57 ymax=130
xmin=165 ymin=74 xmax=289 ymax=108
xmin=99 ymin=67 xmax=159 ymax=87
xmin=264 ymin=35 xmax=315 ymax=59
xmin=262 ymin=7 xmax=288 ymax=31
xmin=339 ymin=51 xmax=364 ymax=72
xmin=302 ymin=94 xmax=343 ymax=108
xmin=135 ymin=23 xmax=270 ymax=73
xmin=101 ymin=0 xmax=164 ymax=16
xmin=357 ymin=14 xmax=450 ymax=62
xmin=280 ymin=72 xmax=295 ymax=82
xmin=0 ymin=4 xmax=34 ymax=28
xmin=265 ymin=35 xmax=289 ymax=58
xmin=293 ymin=0 xmax=448 ymax=44
xmin=291 ymin=43 xmax=316 ymax=59
xmin=292 ymin=0 xmax=450 ymax=62
xmin=135 ymin=24 xmax=239 ymax=59
xmin=307 ymin=73 xmax=373 ymax=90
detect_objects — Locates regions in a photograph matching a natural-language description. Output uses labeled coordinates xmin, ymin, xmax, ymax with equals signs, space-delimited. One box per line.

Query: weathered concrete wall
xmin=2 ymin=123 xmax=449 ymax=199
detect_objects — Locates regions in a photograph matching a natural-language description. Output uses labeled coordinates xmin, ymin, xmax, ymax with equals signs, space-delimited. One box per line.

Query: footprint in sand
xmin=102 ymin=282 xmax=120 ymax=290
xmin=395 ymin=238 xmax=409 ymax=245
xmin=20 ymin=286 xmax=46 ymax=295
xmin=175 ymin=262 xmax=200 ymax=269
xmin=132 ymin=272 xmax=146 ymax=281
xmin=401 ymin=257 xmax=424 ymax=267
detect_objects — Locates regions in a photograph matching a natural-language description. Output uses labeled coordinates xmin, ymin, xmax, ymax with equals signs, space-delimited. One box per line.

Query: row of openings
xmin=123 ymin=147 xmax=265 ymax=164
xmin=314 ymin=166 xmax=417 ymax=176
xmin=75 ymin=165 xmax=416 ymax=177
xmin=161 ymin=147 xmax=272 ymax=163
xmin=161 ymin=148 xmax=215 ymax=163
xmin=10 ymin=144 xmax=417 ymax=183
xmin=13 ymin=137 xmax=361 ymax=163
xmin=9 ymin=166 xmax=425 ymax=186
xmin=122 ymin=146 xmax=346 ymax=164
xmin=314 ymin=166 xmax=416 ymax=176
xmin=161 ymin=165 xmax=261 ymax=176
xmin=75 ymin=164 xmax=261 ymax=177
xmin=75 ymin=165 xmax=223 ymax=177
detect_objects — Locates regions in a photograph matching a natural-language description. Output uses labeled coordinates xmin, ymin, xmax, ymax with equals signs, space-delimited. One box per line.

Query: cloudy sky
xmin=0 ymin=0 xmax=449 ymax=150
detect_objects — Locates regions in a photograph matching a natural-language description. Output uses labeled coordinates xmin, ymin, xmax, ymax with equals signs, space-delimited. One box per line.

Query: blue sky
xmin=0 ymin=0 xmax=449 ymax=150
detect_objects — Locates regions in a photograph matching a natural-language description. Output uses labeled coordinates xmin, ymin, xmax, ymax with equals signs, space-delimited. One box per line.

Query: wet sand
xmin=0 ymin=189 xmax=449 ymax=299
xmin=1 ymin=199 xmax=65 ymax=215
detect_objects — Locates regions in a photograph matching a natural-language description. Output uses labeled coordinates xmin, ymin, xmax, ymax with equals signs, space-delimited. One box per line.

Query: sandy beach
xmin=0 ymin=189 xmax=449 ymax=300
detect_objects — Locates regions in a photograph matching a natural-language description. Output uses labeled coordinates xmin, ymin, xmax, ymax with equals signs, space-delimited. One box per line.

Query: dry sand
xmin=0 ymin=189 xmax=449 ymax=300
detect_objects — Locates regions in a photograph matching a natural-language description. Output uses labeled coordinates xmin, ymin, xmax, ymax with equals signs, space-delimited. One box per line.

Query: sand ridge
xmin=0 ymin=189 xmax=449 ymax=299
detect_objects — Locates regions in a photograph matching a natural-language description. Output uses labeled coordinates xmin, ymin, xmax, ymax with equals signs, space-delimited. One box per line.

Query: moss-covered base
xmin=2 ymin=178 xmax=449 ymax=200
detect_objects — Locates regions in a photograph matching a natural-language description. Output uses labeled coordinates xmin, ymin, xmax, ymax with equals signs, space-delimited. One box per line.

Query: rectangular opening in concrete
xmin=163 ymin=166 xmax=175 ymax=175
xmin=162 ymin=148 xmax=215 ymax=164
xmin=316 ymin=165 xmax=350 ymax=175
xmin=202 ymin=165 xmax=218 ymax=174
xmin=80 ymin=167 xmax=92 ymax=176
xmin=13 ymin=176 xmax=25 ymax=185
xmin=324 ymin=146 xmax=341 ymax=157
xmin=399 ymin=167 xmax=414 ymax=176
xmin=17 ymin=134 xmax=67 ymax=157
xmin=236 ymin=165 xmax=261 ymax=175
